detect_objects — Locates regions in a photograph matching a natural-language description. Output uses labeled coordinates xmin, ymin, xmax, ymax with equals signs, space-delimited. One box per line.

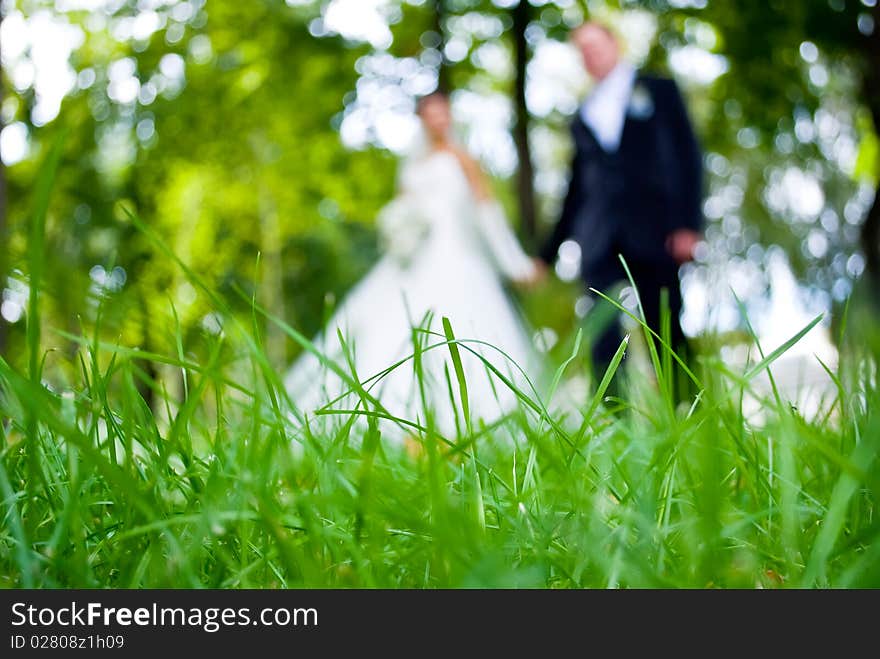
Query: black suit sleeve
xmin=540 ymin=146 xmax=583 ymax=264
xmin=664 ymin=78 xmax=704 ymax=232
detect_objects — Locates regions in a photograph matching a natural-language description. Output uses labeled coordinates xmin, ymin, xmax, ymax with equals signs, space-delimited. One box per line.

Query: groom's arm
xmin=662 ymin=78 xmax=703 ymax=264
xmin=539 ymin=153 xmax=583 ymax=265
xmin=665 ymin=78 xmax=703 ymax=233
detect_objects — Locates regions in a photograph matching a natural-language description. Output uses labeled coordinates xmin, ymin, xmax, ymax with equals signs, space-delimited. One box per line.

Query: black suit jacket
xmin=540 ymin=74 xmax=703 ymax=274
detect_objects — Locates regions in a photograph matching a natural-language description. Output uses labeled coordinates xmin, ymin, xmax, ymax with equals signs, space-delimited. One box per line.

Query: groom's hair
xmin=571 ymin=19 xmax=619 ymax=42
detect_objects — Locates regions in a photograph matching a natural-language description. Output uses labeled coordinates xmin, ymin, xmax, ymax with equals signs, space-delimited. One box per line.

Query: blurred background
xmin=1 ymin=0 xmax=877 ymax=404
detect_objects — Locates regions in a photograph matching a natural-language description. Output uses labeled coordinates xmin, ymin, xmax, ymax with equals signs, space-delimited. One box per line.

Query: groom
xmin=539 ymin=20 xmax=703 ymax=390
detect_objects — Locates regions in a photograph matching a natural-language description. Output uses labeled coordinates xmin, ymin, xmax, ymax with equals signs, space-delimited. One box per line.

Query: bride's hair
xmin=407 ymin=88 xmax=454 ymax=160
xmin=415 ymin=89 xmax=449 ymax=114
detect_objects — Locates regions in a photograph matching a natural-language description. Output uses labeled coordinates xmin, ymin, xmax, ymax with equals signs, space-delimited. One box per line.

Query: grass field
xmin=1 ymin=152 xmax=878 ymax=589
xmin=2 ymin=254 xmax=879 ymax=589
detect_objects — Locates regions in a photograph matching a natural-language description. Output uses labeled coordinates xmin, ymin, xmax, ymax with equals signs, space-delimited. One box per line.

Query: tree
xmin=511 ymin=0 xmax=537 ymax=246
xmin=688 ymin=0 xmax=878 ymax=312
xmin=2 ymin=0 xmax=876 ymax=382
xmin=855 ymin=3 xmax=879 ymax=305
xmin=1 ymin=0 xmax=392 ymax=382
xmin=434 ymin=0 xmax=450 ymax=92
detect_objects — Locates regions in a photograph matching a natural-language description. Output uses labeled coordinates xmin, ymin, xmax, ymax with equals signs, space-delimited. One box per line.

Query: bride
xmin=285 ymin=91 xmax=544 ymax=439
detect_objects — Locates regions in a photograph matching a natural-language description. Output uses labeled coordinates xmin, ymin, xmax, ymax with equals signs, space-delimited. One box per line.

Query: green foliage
xmin=3 ymin=0 xmax=395 ymax=369
xmin=3 ymin=0 xmax=876 ymax=376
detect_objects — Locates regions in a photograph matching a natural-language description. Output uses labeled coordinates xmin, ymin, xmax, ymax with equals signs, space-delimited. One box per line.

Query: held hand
xmin=665 ymin=230 xmax=701 ymax=265
xmin=530 ymin=258 xmax=549 ymax=284
xmin=513 ymin=258 xmax=549 ymax=290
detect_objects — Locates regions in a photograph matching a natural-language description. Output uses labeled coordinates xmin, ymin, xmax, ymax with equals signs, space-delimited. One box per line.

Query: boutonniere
xmin=627 ymin=82 xmax=654 ymax=119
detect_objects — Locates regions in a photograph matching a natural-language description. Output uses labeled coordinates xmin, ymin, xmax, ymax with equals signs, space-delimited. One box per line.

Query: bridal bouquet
xmin=376 ymin=195 xmax=431 ymax=267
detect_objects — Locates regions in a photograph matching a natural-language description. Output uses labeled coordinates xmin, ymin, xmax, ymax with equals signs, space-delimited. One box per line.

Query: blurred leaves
xmin=0 ymin=0 xmax=876 ymax=377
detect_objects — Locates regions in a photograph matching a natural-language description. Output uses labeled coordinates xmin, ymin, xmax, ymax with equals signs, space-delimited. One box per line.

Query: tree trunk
xmin=433 ymin=0 xmax=450 ymax=92
xmin=512 ymin=0 xmax=537 ymax=247
xmin=260 ymin=192 xmax=287 ymax=366
xmin=863 ymin=185 xmax=880 ymax=307
xmin=859 ymin=4 xmax=880 ymax=307
xmin=136 ymin=288 xmax=159 ymax=414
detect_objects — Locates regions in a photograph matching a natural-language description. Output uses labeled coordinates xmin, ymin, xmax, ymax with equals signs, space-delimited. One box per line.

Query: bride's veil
xmin=396 ymin=125 xmax=430 ymax=188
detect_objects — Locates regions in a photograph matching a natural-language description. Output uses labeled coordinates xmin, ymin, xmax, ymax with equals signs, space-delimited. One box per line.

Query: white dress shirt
xmin=579 ymin=61 xmax=637 ymax=153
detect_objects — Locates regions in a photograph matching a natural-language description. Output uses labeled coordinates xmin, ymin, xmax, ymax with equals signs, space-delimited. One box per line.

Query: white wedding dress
xmin=284 ymin=149 xmax=540 ymax=438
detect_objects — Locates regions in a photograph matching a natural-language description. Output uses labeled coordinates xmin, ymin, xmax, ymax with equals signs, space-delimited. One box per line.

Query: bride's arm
xmin=452 ymin=150 xmax=538 ymax=283
xmin=451 ymin=148 xmax=492 ymax=201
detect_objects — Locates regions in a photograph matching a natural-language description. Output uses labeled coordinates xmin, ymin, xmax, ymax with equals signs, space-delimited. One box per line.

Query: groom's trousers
xmin=583 ymin=245 xmax=687 ymax=395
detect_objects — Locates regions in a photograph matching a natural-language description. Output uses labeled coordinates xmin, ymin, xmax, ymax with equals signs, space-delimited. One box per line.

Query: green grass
xmin=1 ymin=152 xmax=878 ymax=589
